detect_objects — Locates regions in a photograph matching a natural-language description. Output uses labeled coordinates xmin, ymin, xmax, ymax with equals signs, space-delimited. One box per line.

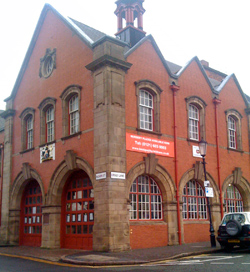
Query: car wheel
xmin=226 ymin=219 xmax=242 ymax=236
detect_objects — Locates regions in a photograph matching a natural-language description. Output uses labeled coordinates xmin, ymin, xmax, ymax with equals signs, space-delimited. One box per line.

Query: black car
xmin=217 ymin=212 xmax=250 ymax=251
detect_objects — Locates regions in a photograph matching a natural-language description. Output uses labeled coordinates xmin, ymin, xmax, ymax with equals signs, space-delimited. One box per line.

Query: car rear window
xmin=222 ymin=213 xmax=245 ymax=225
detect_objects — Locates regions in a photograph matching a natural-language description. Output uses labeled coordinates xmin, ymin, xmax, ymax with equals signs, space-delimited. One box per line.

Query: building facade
xmin=0 ymin=0 xmax=250 ymax=251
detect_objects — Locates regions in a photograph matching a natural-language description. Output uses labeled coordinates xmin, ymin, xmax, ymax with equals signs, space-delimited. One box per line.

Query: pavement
xmin=0 ymin=241 xmax=221 ymax=266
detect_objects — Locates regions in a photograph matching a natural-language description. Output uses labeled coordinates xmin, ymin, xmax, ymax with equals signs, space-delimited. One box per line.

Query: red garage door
xmin=61 ymin=172 xmax=94 ymax=249
xmin=20 ymin=180 xmax=42 ymax=247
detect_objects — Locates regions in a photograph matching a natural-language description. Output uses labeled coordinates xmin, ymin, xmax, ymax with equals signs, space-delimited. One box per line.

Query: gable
xmin=5 ymin=4 xmax=102 ymax=105
xmin=217 ymin=74 xmax=249 ymax=109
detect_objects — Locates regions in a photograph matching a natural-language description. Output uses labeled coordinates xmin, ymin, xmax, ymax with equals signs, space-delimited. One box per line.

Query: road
xmin=0 ymin=250 xmax=250 ymax=272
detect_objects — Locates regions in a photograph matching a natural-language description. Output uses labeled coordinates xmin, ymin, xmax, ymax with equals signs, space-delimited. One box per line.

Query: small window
xmin=228 ymin=116 xmax=237 ymax=149
xmin=225 ymin=110 xmax=242 ymax=151
xmin=224 ymin=185 xmax=243 ymax=213
xmin=135 ymin=80 xmax=162 ymax=134
xmin=189 ymin=104 xmax=199 ymax=140
xmin=60 ymin=85 xmax=81 ymax=138
xmin=69 ymin=95 xmax=79 ymax=135
xmin=19 ymin=108 xmax=35 ymax=151
xmin=139 ymin=90 xmax=153 ymax=131
xmin=182 ymin=180 xmax=207 ymax=220
xmin=46 ymin=107 xmax=54 ymax=142
xmin=186 ymin=96 xmax=206 ymax=141
xmin=26 ymin=116 xmax=33 ymax=149
xmin=129 ymin=175 xmax=163 ymax=221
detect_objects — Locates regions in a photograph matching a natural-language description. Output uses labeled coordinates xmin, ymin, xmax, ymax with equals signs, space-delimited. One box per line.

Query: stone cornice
xmin=86 ymin=54 xmax=132 ymax=72
xmin=0 ymin=109 xmax=15 ymax=119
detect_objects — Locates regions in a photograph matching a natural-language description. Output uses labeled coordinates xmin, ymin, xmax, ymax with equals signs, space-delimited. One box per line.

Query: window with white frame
xmin=38 ymin=97 xmax=56 ymax=145
xmin=139 ymin=90 xmax=153 ymax=131
xmin=135 ymin=81 xmax=162 ymax=134
xmin=20 ymin=107 xmax=35 ymax=152
xmin=228 ymin=116 xmax=236 ymax=149
xmin=182 ymin=180 xmax=207 ymax=220
xmin=129 ymin=175 xmax=163 ymax=221
xmin=189 ymin=104 xmax=199 ymax=140
xmin=60 ymin=85 xmax=81 ymax=138
xmin=185 ymin=96 xmax=206 ymax=141
xmin=224 ymin=185 xmax=243 ymax=213
xmin=26 ymin=116 xmax=33 ymax=149
xmin=69 ymin=95 xmax=79 ymax=135
xmin=225 ymin=110 xmax=242 ymax=151
xmin=46 ymin=107 xmax=54 ymax=142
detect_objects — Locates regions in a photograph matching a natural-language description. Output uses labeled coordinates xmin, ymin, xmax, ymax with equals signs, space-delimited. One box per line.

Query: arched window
xmin=26 ymin=116 xmax=33 ymax=149
xmin=182 ymin=180 xmax=207 ymax=220
xmin=185 ymin=96 xmax=207 ymax=141
xmin=135 ymin=80 xmax=162 ymax=134
xmin=224 ymin=185 xmax=243 ymax=213
xmin=228 ymin=116 xmax=237 ymax=149
xmin=225 ymin=109 xmax=242 ymax=151
xmin=139 ymin=90 xmax=153 ymax=131
xmin=60 ymin=85 xmax=81 ymax=138
xmin=38 ymin=97 xmax=56 ymax=145
xmin=189 ymin=104 xmax=199 ymax=140
xmin=129 ymin=175 xmax=163 ymax=221
xmin=20 ymin=108 xmax=35 ymax=151
xmin=69 ymin=95 xmax=79 ymax=135
xmin=46 ymin=107 xmax=54 ymax=143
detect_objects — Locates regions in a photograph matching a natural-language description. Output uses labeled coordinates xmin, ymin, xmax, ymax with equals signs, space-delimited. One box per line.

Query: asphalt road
xmin=0 ymin=250 xmax=250 ymax=272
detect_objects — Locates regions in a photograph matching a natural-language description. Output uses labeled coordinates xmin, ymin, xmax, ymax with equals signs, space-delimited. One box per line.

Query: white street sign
xmin=205 ymin=187 xmax=214 ymax=198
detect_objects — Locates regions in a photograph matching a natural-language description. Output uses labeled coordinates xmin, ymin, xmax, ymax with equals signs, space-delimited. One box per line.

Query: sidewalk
xmin=0 ymin=241 xmax=221 ymax=266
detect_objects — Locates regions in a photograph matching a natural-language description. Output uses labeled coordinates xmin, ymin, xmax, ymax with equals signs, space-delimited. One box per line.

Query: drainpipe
xmin=0 ymin=143 xmax=4 ymax=226
xmin=170 ymin=83 xmax=182 ymax=245
xmin=213 ymin=98 xmax=223 ymax=219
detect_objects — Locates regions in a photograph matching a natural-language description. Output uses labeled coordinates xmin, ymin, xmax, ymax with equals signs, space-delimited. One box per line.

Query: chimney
xmin=201 ymin=60 xmax=209 ymax=67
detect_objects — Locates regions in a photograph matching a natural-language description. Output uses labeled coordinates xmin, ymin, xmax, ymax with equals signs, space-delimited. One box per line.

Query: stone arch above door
xmin=222 ymin=168 xmax=250 ymax=210
xmin=179 ymin=166 xmax=219 ymax=204
xmin=10 ymin=163 xmax=45 ymax=210
xmin=126 ymin=154 xmax=176 ymax=203
xmin=46 ymin=150 xmax=94 ymax=206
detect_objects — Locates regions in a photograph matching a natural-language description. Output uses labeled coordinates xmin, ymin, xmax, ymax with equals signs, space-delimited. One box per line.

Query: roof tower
xmin=114 ymin=0 xmax=146 ymax=47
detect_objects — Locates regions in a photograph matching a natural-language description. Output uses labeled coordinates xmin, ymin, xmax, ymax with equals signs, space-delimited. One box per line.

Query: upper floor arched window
xmin=46 ymin=107 xmax=54 ymax=143
xmin=139 ymin=89 xmax=153 ymax=131
xmin=38 ymin=97 xmax=56 ymax=145
xmin=19 ymin=108 xmax=35 ymax=151
xmin=69 ymin=95 xmax=79 ymax=135
xmin=135 ymin=80 xmax=162 ymax=134
xmin=60 ymin=85 xmax=81 ymax=138
xmin=225 ymin=109 xmax=242 ymax=151
xmin=185 ymin=96 xmax=207 ymax=142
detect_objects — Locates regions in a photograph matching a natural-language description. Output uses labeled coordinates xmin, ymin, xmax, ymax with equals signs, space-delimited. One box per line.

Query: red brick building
xmin=0 ymin=0 xmax=250 ymax=251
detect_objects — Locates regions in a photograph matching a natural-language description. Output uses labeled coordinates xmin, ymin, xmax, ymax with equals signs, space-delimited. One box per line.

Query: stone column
xmin=0 ymin=109 xmax=15 ymax=244
xmin=164 ymin=201 xmax=179 ymax=245
xmin=41 ymin=206 xmax=61 ymax=248
xmin=9 ymin=209 xmax=20 ymax=245
xmin=86 ymin=37 xmax=132 ymax=252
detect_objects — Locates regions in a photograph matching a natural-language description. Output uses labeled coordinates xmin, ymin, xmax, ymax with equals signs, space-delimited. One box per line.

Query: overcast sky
xmin=1 ymin=0 xmax=249 ymax=110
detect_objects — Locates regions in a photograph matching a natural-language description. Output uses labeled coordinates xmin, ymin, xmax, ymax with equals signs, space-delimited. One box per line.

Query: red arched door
xmin=61 ymin=172 xmax=94 ymax=249
xmin=20 ymin=180 xmax=42 ymax=246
